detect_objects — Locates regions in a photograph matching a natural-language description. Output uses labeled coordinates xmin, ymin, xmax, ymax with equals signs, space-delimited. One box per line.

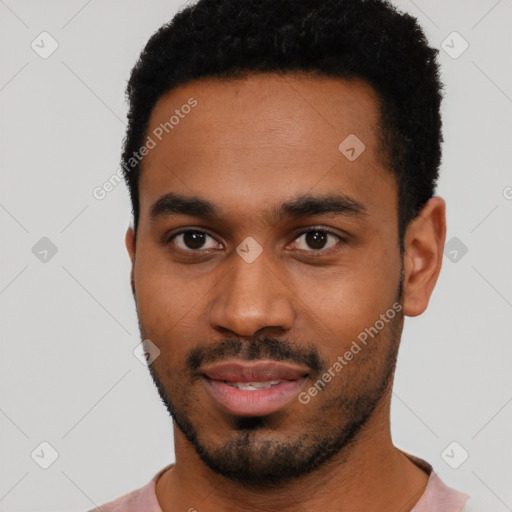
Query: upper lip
xmin=201 ymin=360 xmax=309 ymax=382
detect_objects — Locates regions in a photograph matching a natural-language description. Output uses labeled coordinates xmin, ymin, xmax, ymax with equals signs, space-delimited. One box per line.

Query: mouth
xmin=201 ymin=360 xmax=309 ymax=416
xmin=221 ymin=380 xmax=285 ymax=390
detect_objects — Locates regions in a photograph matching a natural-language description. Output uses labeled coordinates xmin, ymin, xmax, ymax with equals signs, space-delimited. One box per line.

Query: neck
xmin=156 ymin=393 xmax=429 ymax=512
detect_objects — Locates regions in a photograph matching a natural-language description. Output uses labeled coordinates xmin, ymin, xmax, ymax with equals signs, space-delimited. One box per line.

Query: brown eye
xmin=292 ymin=229 xmax=342 ymax=252
xmin=170 ymin=230 xmax=220 ymax=251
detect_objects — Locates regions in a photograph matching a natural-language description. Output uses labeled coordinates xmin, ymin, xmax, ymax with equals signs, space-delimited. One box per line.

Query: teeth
xmin=226 ymin=380 xmax=282 ymax=390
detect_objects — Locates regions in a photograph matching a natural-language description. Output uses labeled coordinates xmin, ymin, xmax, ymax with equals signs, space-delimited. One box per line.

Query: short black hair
xmin=122 ymin=0 xmax=444 ymax=249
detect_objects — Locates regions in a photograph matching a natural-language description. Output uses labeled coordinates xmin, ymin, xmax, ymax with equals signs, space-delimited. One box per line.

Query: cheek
xmin=288 ymin=250 xmax=400 ymax=352
xmin=133 ymin=254 xmax=201 ymax=359
xmin=135 ymin=246 xmax=190 ymax=313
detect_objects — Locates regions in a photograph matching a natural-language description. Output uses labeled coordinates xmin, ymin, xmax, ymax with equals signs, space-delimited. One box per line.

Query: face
xmin=127 ymin=73 xmax=407 ymax=485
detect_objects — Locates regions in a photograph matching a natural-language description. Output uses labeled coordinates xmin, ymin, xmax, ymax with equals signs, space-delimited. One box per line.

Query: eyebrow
xmin=149 ymin=191 xmax=368 ymax=224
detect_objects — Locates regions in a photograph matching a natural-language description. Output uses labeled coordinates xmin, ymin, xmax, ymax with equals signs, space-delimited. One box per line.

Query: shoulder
xmin=398 ymin=449 xmax=470 ymax=512
xmin=85 ymin=464 xmax=173 ymax=512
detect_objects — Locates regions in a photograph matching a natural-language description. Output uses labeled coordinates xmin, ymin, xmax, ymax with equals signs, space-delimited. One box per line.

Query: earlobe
xmin=125 ymin=226 xmax=136 ymax=296
xmin=125 ymin=225 xmax=136 ymax=264
xmin=402 ymin=197 xmax=446 ymax=317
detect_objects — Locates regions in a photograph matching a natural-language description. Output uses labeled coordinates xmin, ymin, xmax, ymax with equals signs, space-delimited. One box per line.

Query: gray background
xmin=1 ymin=0 xmax=511 ymax=510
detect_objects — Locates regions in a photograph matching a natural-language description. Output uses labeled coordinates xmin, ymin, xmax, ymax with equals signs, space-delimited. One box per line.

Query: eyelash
xmin=164 ymin=226 xmax=346 ymax=255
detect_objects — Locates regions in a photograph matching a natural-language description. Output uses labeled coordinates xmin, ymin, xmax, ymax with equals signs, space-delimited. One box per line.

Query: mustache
xmin=186 ymin=337 xmax=325 ymax=374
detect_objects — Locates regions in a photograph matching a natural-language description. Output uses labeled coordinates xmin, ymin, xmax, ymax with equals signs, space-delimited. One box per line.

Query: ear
xmin=402 ymin=196 xmax=446 ymax=317
xmin=125 ymin=225 xmax=136 ymax=296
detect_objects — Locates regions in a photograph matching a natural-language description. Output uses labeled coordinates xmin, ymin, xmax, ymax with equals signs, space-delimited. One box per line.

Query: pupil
xmin=184 ymin=231 xmax=205 ymax=249
xmin=306 ymin=230 xmax=327 ymax=250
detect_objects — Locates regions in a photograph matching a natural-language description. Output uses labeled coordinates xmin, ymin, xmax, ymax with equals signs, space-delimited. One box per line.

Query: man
xmin=93 ymin=0 xmax=470 ymax=510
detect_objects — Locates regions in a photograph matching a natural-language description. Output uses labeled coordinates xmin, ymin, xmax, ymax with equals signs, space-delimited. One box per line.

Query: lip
xmin=201 ymin=360 xmax=309 ymax=416
xmin=202 ymin=360 xmax=309 ymax=382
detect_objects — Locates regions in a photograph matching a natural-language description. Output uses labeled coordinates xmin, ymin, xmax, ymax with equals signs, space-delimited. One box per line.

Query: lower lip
xmin=202 ymin=377 xmax=306 ymax=416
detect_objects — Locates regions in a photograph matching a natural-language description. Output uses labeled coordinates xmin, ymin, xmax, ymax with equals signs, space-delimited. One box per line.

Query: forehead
xmin=138 ymin=72 xmax=397 ymax=226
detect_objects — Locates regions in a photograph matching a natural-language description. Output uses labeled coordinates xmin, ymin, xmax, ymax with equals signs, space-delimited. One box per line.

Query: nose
xmin=208 ymin=253 xmax=295 ymax=338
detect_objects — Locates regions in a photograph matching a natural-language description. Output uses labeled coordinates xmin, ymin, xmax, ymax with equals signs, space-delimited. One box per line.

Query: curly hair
xmin=122 ymin=0 xmax=444 ymax=247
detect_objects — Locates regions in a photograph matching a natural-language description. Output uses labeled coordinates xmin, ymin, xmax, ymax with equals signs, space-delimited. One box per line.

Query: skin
xmin=125 ymin=72 xmax=446 ymax=512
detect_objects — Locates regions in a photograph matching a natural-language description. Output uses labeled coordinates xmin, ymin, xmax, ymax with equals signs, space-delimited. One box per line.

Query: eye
xmin=166 ymin=227 xmax=345 ymax=255
xmin=168 ymin=230 xmax=221 ymax=251
xmin=290 ymin=228 xmax=343 ymax=252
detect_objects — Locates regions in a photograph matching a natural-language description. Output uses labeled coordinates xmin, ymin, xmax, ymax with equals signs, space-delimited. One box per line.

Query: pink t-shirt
xmin=91 ymin=450 xmax=469 ymax=512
